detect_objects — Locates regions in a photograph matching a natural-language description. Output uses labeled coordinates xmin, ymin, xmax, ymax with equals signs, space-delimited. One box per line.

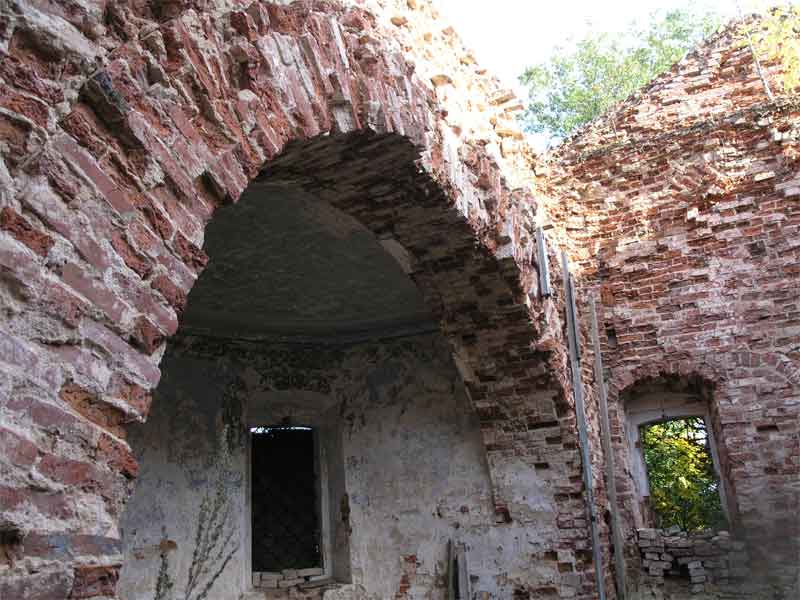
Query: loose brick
xmin=0 ymin=207 xmax=54 ymax=257
xmin=59 ymin=382 xmax=127 ymax=437
xmin=70 ymin=565 xmax=119 ymax=599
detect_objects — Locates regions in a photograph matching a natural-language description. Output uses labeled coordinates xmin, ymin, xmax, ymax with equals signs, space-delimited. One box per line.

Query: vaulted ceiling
xmin=180 ymin=184 xmax=435 ymax=342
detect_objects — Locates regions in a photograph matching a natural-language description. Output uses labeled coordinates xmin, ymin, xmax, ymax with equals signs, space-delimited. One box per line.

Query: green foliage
xmin=745 ymin=4 xmax=800 ymax=93
xmin=520 ymin=9 xmax=720 ymax=141
xmin=640 ymin=417 xmax=727 ymax=532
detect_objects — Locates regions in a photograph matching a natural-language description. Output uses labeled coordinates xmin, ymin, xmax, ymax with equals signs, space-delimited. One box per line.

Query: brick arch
xmin=0 ymin=2 xmax=596 ymax=598
xmin=608 ymin=360 xmax=724 ymax=400
xmin=607 ymin=349 xmax=800 ymax=539
xmin=607 ymin=368 xmax=725 ymax=525
xmin=250 ymin=128 xmax=571 ymax=516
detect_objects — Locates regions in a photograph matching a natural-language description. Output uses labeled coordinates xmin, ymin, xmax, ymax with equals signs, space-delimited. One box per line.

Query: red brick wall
xmin=0 ymin=2 xmax=592 ymax=598
xmin=548 ymin=25 xmax=800 ymax=594
xmin=7 ymin=2 xmax=796 ymax=599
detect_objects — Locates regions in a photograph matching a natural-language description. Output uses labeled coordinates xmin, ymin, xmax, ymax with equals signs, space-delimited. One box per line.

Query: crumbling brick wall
xmin=2 ymin=0 xmax=796 ymax=598
xmin=0 ymin=1 xmax=593 ymax=599
xmin=547 ymin=24 xmax=800 ymax=597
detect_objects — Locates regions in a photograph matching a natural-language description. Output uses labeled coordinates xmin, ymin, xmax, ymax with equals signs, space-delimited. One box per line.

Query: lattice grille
xmin=251 ymin=427 xmax=321 ymax=572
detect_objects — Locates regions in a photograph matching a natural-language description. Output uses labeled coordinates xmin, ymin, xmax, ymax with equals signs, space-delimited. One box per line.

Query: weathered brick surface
xmin=547 ymin=24 xmax=800 ymax=597
xmin=1 ymin=1 xmax=796 ymax=599
xmin=0 ymin=0 xmax=580 ymax=598
xmin=0 ymin=206 xmax=54 ymax=257
xmin=70 ymin=565 xmax=120 ymax=599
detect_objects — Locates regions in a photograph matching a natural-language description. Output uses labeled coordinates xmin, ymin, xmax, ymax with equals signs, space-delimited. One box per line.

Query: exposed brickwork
xmin=70 ymin=565 xmax=120 ymax=599
xmin=0 ymin=1 xmax=583 ymax=598
xmin=0 ymin=1 xmax=797 ymax=599
xmin=59 ymin=382 xmax=128 ymax=438
xmin=0 ymin=207 xmax=54 ymax=257
xmin=547 ymin=24 xmax=800 ymax=598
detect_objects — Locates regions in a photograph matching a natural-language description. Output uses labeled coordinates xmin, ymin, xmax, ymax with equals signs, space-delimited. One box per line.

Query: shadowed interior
xmin=180 ymin=185 xmax=435 ymax=341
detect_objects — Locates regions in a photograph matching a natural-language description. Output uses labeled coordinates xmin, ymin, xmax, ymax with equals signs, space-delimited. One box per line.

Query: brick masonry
xmin=0 ymin=1 xmax=583 ymax=598
xmin=636 ymin=528 xmax=749 ymax=595
xmin=0 ymin=1 xmax=797 ymax=600
xmin=546 ymin=23 xmax=800 ymax=599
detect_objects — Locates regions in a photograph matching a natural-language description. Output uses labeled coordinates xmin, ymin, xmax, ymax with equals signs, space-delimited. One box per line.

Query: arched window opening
xmin=621 ymin=375 xmax=730 ymax=533
xmin=639 ymin=416 xmax=726 ymax=532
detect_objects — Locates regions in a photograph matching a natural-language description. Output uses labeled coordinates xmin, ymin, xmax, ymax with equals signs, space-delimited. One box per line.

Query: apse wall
xmin=119 ymin=333 xmax=568 ymax=599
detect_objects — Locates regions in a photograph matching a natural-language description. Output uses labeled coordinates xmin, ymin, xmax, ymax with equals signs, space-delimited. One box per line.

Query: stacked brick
xmin=252 ymin=567 xmax=325 ymax=589
xmin=637 ymin=528 xmax=749 ymax=595
xmin=547 ymin=21 xmax=800 ymax=598
xmin=0 ymin=0 xmax=588 ymax=598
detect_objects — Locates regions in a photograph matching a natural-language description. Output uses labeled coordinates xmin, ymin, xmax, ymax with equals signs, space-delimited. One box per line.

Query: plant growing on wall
xmin=154 ymin=533 xmax=175 ymax=600
xmin=740 ymin=3 xmax=800 ymax=96
xmin=154 ymin=424 xmax=240 ymax=600
xmin=640 ymin=417 xmax=727 ymax=532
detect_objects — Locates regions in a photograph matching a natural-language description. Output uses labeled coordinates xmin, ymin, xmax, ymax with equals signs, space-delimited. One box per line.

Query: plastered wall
xmin=119 ymin=332 xmax=568 ymax=599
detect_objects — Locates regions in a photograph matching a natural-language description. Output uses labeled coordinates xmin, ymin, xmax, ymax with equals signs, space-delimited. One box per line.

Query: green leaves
xmin=520 ymin=9 xmax=720 ymax=142
xmin=745 ymin=5 xmax=800 ymax=93
xmin=640 ymin=417 xmax=727 ymax=533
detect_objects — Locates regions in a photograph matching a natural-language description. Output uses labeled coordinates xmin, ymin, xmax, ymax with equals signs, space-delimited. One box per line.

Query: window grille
xmin=251 ymin=427 xmax=322 ymax=572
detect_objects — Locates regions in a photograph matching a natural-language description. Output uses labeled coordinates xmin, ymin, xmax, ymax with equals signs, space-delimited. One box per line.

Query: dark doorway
xmin=251 ymin=426 xmax=321 ymax=572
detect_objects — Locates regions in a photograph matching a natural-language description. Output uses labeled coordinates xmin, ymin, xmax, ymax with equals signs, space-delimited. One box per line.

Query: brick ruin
xmin=0 ymin=1 xmax=796 ymax=600
xmin=545 ymin=22 xmax=800 ymax=598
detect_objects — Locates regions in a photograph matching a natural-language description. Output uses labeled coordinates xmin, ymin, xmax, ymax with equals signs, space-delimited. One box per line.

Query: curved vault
xmin=0 ymin=1 xmax=594 ymax=599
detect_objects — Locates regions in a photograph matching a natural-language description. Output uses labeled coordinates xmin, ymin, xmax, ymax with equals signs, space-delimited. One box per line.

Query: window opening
xmin=639 ymin=417 xmax=727 ymax=532
xmin=251 ymin=426 xmax=322 ymax=573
